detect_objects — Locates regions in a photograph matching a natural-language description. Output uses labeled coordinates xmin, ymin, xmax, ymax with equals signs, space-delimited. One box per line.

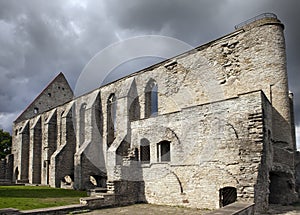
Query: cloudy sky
xmin=0 ymin=0 xmax=299 ymax=146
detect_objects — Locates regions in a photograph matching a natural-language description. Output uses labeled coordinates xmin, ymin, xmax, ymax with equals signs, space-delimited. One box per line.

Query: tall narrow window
xmin=145 ymin=79 xmax=158 ymax=118
xmin=140 ymin=138 xmax=150 ymax=164
xmin=107 ymin=94 xmax=117 ymax=148
xmin=59 ymin=111 xmax=64 ymax=146
xmin=157 ymin=140 xmax=170 ymax=162
xmin=79 ymin=104 xmax=86 ymax=146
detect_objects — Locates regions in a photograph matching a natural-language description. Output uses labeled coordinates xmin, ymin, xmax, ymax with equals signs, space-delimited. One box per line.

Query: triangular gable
xmin=15 ymin=73 xmax=73 ymax=123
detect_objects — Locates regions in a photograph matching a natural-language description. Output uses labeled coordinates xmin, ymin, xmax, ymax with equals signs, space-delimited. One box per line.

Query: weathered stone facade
xmin=11 ymin=14 xmax=297 ymax=213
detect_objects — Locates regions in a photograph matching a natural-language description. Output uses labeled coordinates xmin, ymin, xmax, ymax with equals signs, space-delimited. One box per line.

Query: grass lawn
xmin=0 ymin=186 xmax=88 ymax=210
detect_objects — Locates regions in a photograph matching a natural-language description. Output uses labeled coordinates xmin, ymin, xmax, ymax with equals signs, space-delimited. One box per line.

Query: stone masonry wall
xmin=15 ymin=73 xmax=73 ymax=123
xmin=131 ymin=91 xmax=266 ymax=210
xmin=0 ymin=154 xmax=13 ymax=182
xmin=49 ymin=102 xmax=76 ymax=188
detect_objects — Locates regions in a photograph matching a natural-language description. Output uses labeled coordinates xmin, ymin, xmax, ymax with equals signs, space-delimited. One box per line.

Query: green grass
xmin=0 ymin=186 xmax=88 ymax=210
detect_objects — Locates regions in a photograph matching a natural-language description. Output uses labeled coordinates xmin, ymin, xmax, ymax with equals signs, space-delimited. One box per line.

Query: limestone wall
xmin=130 ymin=91 xmax=265 ymax=209
xmin=0 ymin=154 xmax=13 ymax=182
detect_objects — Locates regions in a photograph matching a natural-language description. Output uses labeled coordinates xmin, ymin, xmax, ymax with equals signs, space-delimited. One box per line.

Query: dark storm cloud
xmin=0 ymin=0 xmax=299 ymax=147
xmin=0 ymin=0 xmax=120 ymax=131
xmin=103 ymin=0 xmax=229 ymax=45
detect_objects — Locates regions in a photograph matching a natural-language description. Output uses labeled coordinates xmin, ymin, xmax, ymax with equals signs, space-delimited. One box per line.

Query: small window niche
xmin=33 ymin=107 xmax=39 ymax=114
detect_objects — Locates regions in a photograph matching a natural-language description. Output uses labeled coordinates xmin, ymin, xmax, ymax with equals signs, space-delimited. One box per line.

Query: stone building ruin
xmin=10 ymin=13 xmax=298 ymax=213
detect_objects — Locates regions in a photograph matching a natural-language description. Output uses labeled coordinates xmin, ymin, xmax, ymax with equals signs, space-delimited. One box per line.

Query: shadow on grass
xmin=0 ymin=186 xmax=87 ymax=198
xmin=0 ymin=186 xmax=88 ymax=210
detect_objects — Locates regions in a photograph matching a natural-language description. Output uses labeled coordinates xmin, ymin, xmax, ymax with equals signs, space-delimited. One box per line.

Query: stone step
xmin=16 ymin=179 xmax=29 ymax=183
xmin=88 ymin=187 xmax=108 ymax=197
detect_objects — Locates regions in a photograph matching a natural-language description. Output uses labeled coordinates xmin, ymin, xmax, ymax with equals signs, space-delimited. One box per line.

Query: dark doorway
xmin=219 ymin=187 xmax=237 ymax=207
xmin=14 ymin=167 xmax=19 ymax=181
xmin=269 ymin=171 xmax=293 ymax=204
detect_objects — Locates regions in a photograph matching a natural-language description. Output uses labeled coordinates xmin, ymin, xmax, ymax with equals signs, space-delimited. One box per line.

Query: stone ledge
xmin=0 ymin=208 xmax=20 ymax=215
xmin=206 ymin=202 xmax=254 ymax=215
xmin=21 ymin=204 xmax=88 ymax=215
xmin=80 ymin=194 xmax=116 ymax=210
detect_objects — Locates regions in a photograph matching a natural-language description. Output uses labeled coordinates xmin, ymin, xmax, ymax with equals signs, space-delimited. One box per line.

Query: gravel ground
xmin=82 ymin=204 xmax=211 ymax=215
xmin=261 ymin=204 xmax=300 ymax=215
xmin=81 ymin=203 xmax=300 ymax=215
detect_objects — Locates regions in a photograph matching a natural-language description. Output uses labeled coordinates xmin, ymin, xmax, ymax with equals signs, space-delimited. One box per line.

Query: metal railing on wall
xmin=234 ymin=13 xmax=277 ymax=29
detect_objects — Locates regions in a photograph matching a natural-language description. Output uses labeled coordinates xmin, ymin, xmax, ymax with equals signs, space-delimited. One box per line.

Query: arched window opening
xmin=79 ymin=104 xmax=86 ymax=146
xmin=219 ymin=187 xmax=237 ymax=207
xmin=107 ymin=94 xmax=117 ymax=148
xmin=157 ymin=140 xmax=170 ymax=162
xmin=145 ymin=80 xmax=158 ymax=118
xmin=140 ymin=138 xmax=150 ymax=164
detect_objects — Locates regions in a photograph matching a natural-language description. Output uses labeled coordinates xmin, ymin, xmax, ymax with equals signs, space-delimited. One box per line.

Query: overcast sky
xmin=0 ymin=0 xmax=299 ymax=147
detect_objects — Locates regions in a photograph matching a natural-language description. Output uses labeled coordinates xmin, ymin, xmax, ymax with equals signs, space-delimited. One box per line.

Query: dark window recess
xmin=79 ymin=103 xmax=86 ymax=145
xmin=129 ymin=96 xmax=140 ymax=121
xmin=134 ymin=148 xmax=139 ymax=161
xmin=140 ymin=138 xmax=150 ymax=163
xmin=107 ymin=94 xmax=117 ymax=148
xmin=34 ymin=107 xmax=39 ymax=114
xmin=157 ymin=140 xmax=170 ymax=162
xmin=145 ymin=80 xmax=158 ymax=118
xmin=48 ymin=93 xmax=51 ymax=97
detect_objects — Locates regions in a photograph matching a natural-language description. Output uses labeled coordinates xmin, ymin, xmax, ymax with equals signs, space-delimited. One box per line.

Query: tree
xmin=0 ymin=129 xmax=12 ymax=159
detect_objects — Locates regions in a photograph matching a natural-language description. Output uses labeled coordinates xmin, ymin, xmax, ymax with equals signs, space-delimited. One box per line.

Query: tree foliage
xmin=0 ymin=129 xmax=12 ymax=159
